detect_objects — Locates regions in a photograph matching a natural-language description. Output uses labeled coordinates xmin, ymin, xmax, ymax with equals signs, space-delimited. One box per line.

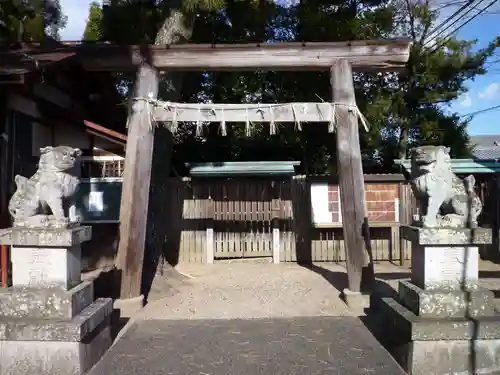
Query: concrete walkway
xmin=88 ymin=316 xmax=406 ymax=375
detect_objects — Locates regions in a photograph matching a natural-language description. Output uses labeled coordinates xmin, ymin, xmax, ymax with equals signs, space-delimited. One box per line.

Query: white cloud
xmin=59 ymin=0 xmax=100 ymax=41
xmin=459 ymin=93 xmax=472 ymax=108
xmin=478 ymin=83 xmax=500 ymax=100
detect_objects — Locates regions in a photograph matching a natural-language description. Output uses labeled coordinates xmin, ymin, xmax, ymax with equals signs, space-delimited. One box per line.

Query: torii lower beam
xmin=152 ymin=102 xmax=354 ymax=123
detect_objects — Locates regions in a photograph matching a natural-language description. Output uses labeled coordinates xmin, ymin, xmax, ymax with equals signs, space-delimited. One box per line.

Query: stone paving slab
xmin=88 ymin=317 xmax=407 ymax=375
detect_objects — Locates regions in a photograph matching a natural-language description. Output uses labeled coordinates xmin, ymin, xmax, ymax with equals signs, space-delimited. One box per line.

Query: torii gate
xmin=80 ymin=39 xmax=411 ymax=305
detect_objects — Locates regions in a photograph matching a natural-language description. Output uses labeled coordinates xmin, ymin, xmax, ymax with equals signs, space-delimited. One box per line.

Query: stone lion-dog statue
xmin=8 ymin=145 xmax=82 ymax=228
xmin=410 ymin=145 xmax=482 ymax=228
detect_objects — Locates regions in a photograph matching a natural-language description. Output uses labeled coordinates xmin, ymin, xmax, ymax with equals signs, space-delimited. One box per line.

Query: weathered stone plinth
xmin=0 ymin=226 xmax=112 ymax=375
xmin=398 ymin=280 xmax=496 ymax=318
xmin=380 ymin=226 xmax=500 ymax=375
xmin=0 ymin=280 xmax=94 ymax=319
xmin=380 ymin=297 xmax=500 ymax=375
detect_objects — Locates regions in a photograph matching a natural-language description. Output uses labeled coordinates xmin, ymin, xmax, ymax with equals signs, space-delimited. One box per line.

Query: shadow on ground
xmin=300 ymin=263 xmax=408 ymax=297
xmin=299 ymin=263 xmax=408 ymax=362
xmin=109 ymin=309 xmax=130 ymax=341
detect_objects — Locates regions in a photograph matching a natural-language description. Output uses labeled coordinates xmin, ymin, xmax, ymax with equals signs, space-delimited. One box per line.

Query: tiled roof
xmin=469 ymin=135 xmax=500 ymax=161
xmin=472 ymin=147 xmax=500 ymax=161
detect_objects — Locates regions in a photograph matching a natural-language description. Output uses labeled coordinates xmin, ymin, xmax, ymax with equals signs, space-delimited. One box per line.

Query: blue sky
xmin=445 ymin=4 xmax=500 ymax=136
xmin=59 ymin=0 xmax=499 ymax=136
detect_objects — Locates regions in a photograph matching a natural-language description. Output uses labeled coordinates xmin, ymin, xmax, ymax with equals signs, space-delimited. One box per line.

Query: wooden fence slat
xmin=167 ymin=177 xmax=438 ymax=264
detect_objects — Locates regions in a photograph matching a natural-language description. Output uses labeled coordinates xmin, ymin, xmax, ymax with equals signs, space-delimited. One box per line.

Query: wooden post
xmin=396 ymin=182 xmax=404 ymax=266
xmin=1 ymin=245 xmax=7 ymax=288
xmin=330 ymin=59 xmax=373 ymax=294
xmin=271 ymin=199 xmax=281 ymax=264
xmin=495 ymin=175 xmax=500 ymax=260
xmin=271 ymin=181 xmax=281 ymax=264
xmin=391 ymin=225 xmax=401 ymax=265
xmin=116 ymin=63 xmax=159 ymax=301
xmin=206 ymin=198 xmax=214 ymax=264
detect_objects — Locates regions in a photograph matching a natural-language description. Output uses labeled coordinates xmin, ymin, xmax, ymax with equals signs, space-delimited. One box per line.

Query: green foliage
xmin=0 ymin=0 xmax=66 ymax=42
xmin=82 ymin=0 xmax=499 ymax=174
xmin=83 ymin=1 xmax=103 ymax=41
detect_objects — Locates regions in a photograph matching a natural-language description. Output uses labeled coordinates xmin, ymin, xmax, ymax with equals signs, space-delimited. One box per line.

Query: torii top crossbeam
xmin=0 ymin=38 xmax=411 ymax=73
xmin=78 ymin=38 xmax=411 ymax=71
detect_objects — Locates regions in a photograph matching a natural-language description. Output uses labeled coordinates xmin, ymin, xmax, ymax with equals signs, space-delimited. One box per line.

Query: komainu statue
xmin=8 ymin=146 xmax=82 ymax=228
xmin=410 ymin=145 xmax=482 ymax=228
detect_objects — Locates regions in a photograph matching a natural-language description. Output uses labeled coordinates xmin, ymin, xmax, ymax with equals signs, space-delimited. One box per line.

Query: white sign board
xmin=88 ymin=191 xmax=104 ymax=212
xmin=310 ymin=183 xmax=333 ymax=225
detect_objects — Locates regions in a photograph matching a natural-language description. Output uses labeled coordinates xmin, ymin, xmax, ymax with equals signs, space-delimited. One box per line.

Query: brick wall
xmin=327 ymin=185 xmax=341 ymax=223
xmin=365 ymin=184 xmax=399 ymax=222
xmin=327 ymin=183 xmax=399 ymax=223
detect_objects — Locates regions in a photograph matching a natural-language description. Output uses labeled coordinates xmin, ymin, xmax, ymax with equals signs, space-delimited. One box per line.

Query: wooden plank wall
xmin=211 ymin=180 xmax=274 ymax=259
xmin=176 ymin=179 xmax=206 ymax=263
xmin=165 ymin=176 xmax=412 ymax=264
xmin=399 ymin=182 xmax=416 ymax=262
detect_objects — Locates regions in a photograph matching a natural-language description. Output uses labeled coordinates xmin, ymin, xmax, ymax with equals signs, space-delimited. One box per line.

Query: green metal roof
xmin=394 ymin=159 xmax=500 ymax=174
xmin=186 ymin=161 xmax=300 ymax=177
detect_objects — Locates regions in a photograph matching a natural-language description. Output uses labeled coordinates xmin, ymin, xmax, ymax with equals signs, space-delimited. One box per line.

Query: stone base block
xmin=0 ymin=226 xmax=92 ymax=247
xmin=380 ymin=297 xmax=500 ymax=341
xmin=341 ymin=289 xmax=370 ymax=312
xmin=11 ymin=244 xmax=82 ymax=290
xmin=411 ymin=243 xmax=479 ymax=290
xmin=113 ymin=295 xmax=145 ymax=317
xmin=0 ymin=280 xmax=94 ymax=320
xmin=401 ymin=339 xmax=500 ymax=375
xmin=0 ymin=298 xmax=112 ymax=341
xmin=0 ymin=323 xmax=111 ymax=375
xmin=401 ymin=226 xmax=492 ymax=246
xmin=380 ymin=297 xmax=500 ymax=375
xmin=0 ymin=298 xmax=112 ymax=374
xmin=398 ymin=280 xmax=496 ymax=318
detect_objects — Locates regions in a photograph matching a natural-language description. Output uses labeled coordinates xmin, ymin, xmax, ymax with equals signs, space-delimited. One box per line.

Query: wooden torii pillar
xmin=331 ymin=60 xmax=372 ymax=301
xmin=81 ymin=40 xmax=411 ymax=305
xmin=115 ymin=62 xmax=159 ymax=305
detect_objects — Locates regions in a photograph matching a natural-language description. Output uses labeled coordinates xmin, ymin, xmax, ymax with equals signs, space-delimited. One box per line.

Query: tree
xmin=83 ymin=1 xmax=103 ymax=41
xmin=285 ymin=0 xmax=499 ymax=167
xmin=83 ymin=0 xmax=499 ymax=170
xmin=374 ymin=0 xmax=499 ymax=161
xmin=0 ymin=0 xmax=67 ymax=43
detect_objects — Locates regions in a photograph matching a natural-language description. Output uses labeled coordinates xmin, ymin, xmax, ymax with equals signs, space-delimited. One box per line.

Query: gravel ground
xmin=135 ymin=260 xmax=500 ymax=321
xmin=139 ymin=262 xmax=356 ymax=320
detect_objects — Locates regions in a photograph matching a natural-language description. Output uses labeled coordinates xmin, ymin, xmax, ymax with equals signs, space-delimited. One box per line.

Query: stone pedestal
xmin=0 ymin=226 xmax=112 ymax=375
xmin=380 ymin=226 xmax=500 ymax=375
